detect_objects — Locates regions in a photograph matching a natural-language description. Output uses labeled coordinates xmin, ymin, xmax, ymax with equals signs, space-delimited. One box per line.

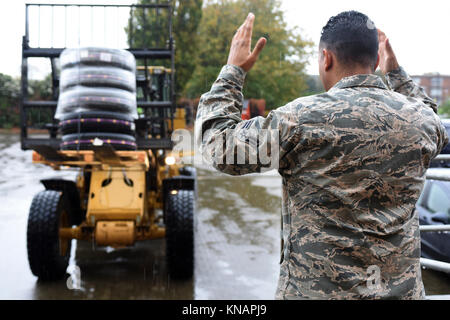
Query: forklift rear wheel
xmin=27 ymin=190 xmax=71 ymax=281
xmin=165 ymin=190 xmax=194 ymax=279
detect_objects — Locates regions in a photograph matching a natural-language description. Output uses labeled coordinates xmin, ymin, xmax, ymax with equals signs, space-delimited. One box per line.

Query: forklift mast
xmin=20 ymin=2 xmax=176 ymax=151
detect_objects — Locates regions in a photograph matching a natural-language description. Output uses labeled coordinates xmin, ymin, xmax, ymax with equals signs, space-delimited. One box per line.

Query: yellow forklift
xmin=20 ymin=3 xmax=195 ymax=280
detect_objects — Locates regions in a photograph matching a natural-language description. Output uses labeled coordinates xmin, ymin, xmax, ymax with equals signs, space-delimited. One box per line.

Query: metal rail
xmin=420 ymin=225 xmax=450 ymax=232
xmin=421 ymin=258 xmax=450 ymax=274
xmin=23 ymin=48 xmax=172 ymax=59
xmin=22 ymin=138 xmax=173 ymax=151
xmin=432 ymin=155 xmax=450 ymax=162
xmin=427 ymin=295 xmax=450 ymax=300
xmin=426 ymin=168 xmax=450 ymax=182
xmin=25 ymin=3 xmax=170 ymax=8
xmin=419 ymin=168 xmax=450 ymax=276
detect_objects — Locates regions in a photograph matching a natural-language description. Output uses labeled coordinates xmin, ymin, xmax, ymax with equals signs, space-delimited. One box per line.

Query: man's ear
xmin=323 ymin=49 xmax=333 ymax=71
xmin=374 ymin=54 xmax=380 ymax=72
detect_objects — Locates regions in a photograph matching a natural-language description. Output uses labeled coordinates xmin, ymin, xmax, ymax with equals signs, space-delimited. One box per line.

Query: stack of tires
xmin=56 ymin=47 xmax=138 ymax=151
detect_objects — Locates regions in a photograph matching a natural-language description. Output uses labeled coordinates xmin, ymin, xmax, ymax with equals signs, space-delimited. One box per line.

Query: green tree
xmin=305 ymin=75 xmax=324 ymax=96
xmin=0 ymin=73 xmax=20 ymax=128
xmin=28 ymin=74 xmax=53 ymax=100
xmin=0 ymin=73 xmax=53 ymax=129
xmin=438 ymin=99 xmax=450 ymax=118
xmin=185 ymin=0 xmax=313 ymax=109
xmin=127 ymin=0 xmax=203 ymax=96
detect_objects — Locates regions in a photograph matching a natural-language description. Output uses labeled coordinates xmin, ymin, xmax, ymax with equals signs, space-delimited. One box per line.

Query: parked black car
xmin=416 ymin=119 xmax=450 ymax=262
xmin=417 ymin=179 xmax=450 ymax=263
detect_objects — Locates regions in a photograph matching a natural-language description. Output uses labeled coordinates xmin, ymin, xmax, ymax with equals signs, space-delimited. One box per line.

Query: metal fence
xmin=422 ymin=159 xmax=450 ymax=274
xmin=420 ymin=160 xmax=450 ymax=301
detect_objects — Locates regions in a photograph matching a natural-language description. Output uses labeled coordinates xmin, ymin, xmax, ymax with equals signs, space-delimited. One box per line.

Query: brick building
xmin=411 ymin=73 xmax=450 ymax=105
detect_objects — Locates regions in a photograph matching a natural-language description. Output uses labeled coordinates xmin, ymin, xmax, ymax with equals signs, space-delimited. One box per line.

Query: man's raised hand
xmin=227 ymin=13 xmax=267 ymax=73
xmin=378 ymin=29 xmax=399 ymax=75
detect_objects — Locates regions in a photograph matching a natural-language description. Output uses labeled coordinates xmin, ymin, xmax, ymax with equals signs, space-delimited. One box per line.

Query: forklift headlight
xmin=165 ymin=156 xmax=176 ymax=166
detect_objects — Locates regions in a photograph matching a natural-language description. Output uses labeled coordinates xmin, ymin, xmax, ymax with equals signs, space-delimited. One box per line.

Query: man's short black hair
xmin=320 ymin=11 xmax=379 ymax=69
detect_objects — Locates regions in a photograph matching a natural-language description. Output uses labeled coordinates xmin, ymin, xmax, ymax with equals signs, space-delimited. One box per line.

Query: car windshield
xmin=421 ymin=181 xmax=450 ymax=217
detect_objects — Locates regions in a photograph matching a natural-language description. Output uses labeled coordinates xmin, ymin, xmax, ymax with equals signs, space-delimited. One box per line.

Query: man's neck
xmin=326 ymin=67 xmax=374 ymax=91
xmin=339 ymin=66 xmax=374 ymax=79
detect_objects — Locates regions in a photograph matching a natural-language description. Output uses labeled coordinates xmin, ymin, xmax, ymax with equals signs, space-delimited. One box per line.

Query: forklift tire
xmin=60 ymin=47 xmax=136 ymax=72
xmin=27 ymin=190 xmax=71 ymax=281
xmin=178 ymin=167 xmax=198 ymax=198
xmin=61 ymin=132 xmax=136 ymax=151
xmin=57 ymin=86 xmax=137 ymax=115
xmin=179 ymin=166 xmax=197 ymax=178
xmin=165 ymin=190 xmax=194 ymax=279
xmin=60 ymin=67 xmax=136 ymax=93
xmin=59 ymin=111 xmax=135 ymax=135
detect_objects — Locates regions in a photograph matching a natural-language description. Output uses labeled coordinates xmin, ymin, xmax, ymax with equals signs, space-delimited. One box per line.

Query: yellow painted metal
xmin=137 ymin=66 xmax=172 ymax=74
xmin=59 ymin=207 xmax=70 ymax=256
xmin=32 ymin=140 xmax=183 ymax=247
xmin=32 ymin=150 xmax=149 ymax=170
xmin=172 ymin=107 xmax=186 ymax=131
xmin=59 ymin=226 xmax=83 ymax=240
xmin=59 ymin=222 xmax=166 ymax=242
xmin=135 ymin=225 xmax=166 ymax=240
xmin=86 ymin=167 xmax=146 ymax=224
xmin=95 ymin=221 xmax=135 ymax=246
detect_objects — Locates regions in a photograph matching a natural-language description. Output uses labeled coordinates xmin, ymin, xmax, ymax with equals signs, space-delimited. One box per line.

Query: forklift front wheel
xmin=27 ymin=190 xmax=71 ymax=281
xmin=165 ymin=190 xmax=194 ymax=279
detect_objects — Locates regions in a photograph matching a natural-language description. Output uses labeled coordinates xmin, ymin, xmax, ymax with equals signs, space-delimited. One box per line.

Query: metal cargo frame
xmin=20 ymin=3 xmax=176 ymax=151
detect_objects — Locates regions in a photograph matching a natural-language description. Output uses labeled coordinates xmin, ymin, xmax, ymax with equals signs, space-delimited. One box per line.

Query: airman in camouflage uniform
xmin=195 ymin=12 xmax=448 ymax=299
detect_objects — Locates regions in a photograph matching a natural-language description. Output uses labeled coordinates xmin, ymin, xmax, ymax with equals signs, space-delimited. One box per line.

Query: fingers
xmin=234 ymin=13 xmax=254 ymax=41
xmin=385 ymin=38 xmax=395 ymax=56
xmin=234 ymin=18 xmax=247 ymax=39
xmin=377 ymin=28 xmax=394 ymax=55
xmin=377 ymin=29 xmax=387 ymax=47
xmin=228 ymin=13 xmax=264 ymax=72
xmin=243 ymin=13 xmax=255 ymax=43
xmin=250 ymin=37 xmax=267 ymax=61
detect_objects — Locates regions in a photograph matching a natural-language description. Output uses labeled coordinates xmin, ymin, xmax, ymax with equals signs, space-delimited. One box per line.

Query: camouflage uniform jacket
xmin=195 ymin=64 xmax=449 ymax=300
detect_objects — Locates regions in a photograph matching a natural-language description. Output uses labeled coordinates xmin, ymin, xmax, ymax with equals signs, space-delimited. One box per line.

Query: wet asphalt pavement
xmin=0 ymin=133 xmax=449 ymax=299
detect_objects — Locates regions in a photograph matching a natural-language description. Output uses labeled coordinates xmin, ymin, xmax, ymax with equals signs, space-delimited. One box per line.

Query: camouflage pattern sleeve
xmin=385 ymin=66 xmax=438 ymax=113
xmin=195 ymin=64 xmax=302 ymax=175
xmin=386 ymin=66 xmax=448 ymax=156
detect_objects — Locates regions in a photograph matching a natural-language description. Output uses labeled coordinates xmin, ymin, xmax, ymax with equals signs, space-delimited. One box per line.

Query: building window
xmin=412 ymin=77 xmax=421 ymax=85
xmin=431 ymin=77 xmax=443 ymax=87
xmin=431 ymin=88 xmax=443 ymax=97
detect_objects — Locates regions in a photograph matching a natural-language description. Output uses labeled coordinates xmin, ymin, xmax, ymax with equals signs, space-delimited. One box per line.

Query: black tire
xmin=178 ymin=167 xmax=198 ymax=198
xmin=56 ymin=86 xmax=137 ymax=117
xmin=27 ymin=190 xmax=71 ymax=281
xmin=61 ymin=132 xmax=136 ymax=151
xmin=60 ymin=67 xmax=136 ymax=93
xmin=60 ymin=47 xmax=136 ymax=72
xmin=40 ymin=179 xmax=84 ymax=226
xmin=179 ymin=166 xmax=197 ymax=178
xmin=165 ymin=190 xmax=194 ymax=279
xmin=59 ymin=111 xmax=135 ymax=135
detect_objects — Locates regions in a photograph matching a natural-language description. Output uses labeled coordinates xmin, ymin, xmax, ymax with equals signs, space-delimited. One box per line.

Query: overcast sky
xmin=1 ymin=0 xmax=449 ymax=78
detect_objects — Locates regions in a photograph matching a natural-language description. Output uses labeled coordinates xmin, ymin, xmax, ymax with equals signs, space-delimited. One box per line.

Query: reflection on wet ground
xmin=32 ymin=240 xmax=193 ymax=300
xmin=0 ymin=133 xmax=449 ymax=299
